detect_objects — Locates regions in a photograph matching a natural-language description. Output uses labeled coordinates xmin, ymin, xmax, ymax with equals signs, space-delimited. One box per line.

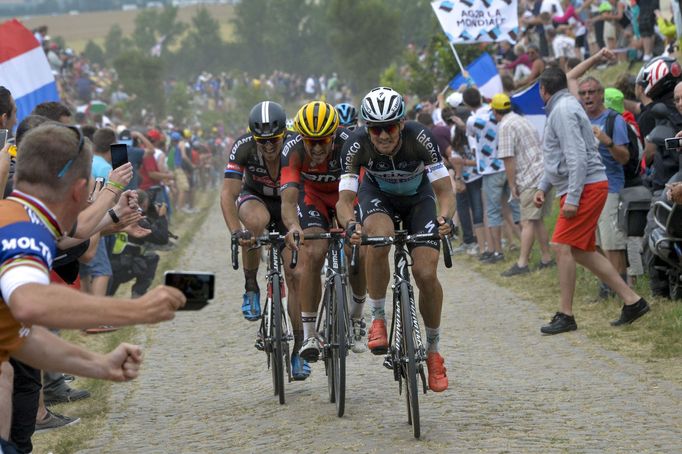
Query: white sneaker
xmin=299 ymin=336 xmax=323 ymax=362
xmin=466 ymin=243 xmax=480 ymax=256
xmin=351 ymin=317 xmax=367 ymax=353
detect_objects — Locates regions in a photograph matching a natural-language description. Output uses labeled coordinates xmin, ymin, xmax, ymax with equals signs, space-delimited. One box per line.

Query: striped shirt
xmin=496 ymin=112 xmax=544 ymax=191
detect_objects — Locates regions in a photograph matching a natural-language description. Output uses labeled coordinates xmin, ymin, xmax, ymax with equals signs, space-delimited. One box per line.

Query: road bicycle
xmin=303 ymin=229 xmax=356 ymax=417
xmin=359 ymin=228 xmax=452 ymax=438
xmin=231 ymin=228 xmax=297 ymax=405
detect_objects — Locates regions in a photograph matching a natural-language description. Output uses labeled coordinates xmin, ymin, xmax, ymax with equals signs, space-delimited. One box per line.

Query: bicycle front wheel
xmin=332 ymin=275 xmax=348 ymax=417
xmin=400 ymin=281 xmax=420 ymax=439
xmin=271 ymin=274 xmax=285 ymax=405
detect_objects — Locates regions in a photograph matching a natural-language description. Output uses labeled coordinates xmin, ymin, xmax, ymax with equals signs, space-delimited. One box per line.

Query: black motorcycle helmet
xmin=640 ymin=56 xmax=682 ymax=100
xmin=248 ymin=101 xmax=287 ymax=138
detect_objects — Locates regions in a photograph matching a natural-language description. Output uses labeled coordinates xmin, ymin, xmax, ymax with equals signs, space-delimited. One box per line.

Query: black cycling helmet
xmin=248 ymin=101 xmax=287 ymax=138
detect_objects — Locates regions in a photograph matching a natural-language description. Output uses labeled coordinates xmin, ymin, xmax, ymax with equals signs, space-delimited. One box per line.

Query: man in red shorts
xmin=534 ymin=68 xmax=649 ymax=335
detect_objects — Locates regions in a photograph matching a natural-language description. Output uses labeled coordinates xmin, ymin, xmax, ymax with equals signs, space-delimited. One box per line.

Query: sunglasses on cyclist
xmin=57 ymin=125 xmax=85 ymax=179
xmin=367 ymin=123 xmax=400 ymax=136
xmin=302 ymin=135 xmax=334 ymax=147
xmin=254 ymin=132 xmax=285 ymax=144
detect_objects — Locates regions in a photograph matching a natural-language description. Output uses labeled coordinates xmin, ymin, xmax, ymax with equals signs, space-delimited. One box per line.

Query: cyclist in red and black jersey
xmin=221 ymin=101 xmax=293 ymax=323
xmin=281 ymin=101 xmax=368 ymax=366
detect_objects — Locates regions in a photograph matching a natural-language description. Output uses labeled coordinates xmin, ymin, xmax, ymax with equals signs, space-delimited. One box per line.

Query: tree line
xmin=81 ymin=1 xmax=485 ymax=122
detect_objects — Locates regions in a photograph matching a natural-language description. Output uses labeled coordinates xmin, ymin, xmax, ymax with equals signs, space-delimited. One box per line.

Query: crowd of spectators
xmin=0 ymin=25 xmax=237 ymax=453
xmin=495 ymin=0 xmax=676 ymax=88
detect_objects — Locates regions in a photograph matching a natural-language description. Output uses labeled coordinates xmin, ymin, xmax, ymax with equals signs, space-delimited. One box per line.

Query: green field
xmin=12 ymin=4 xmax=235 ymax=52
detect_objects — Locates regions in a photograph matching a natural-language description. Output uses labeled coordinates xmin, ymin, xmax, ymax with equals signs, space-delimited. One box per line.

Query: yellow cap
xmin=7 ymin=144 xmax=17 ymax=158
xmin=491 ymin=93 xmax=511 ymax=111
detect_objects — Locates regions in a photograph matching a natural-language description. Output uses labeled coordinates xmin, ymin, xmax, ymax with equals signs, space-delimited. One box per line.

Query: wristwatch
xmin=108 ymin=208 xmax=120 ymax=224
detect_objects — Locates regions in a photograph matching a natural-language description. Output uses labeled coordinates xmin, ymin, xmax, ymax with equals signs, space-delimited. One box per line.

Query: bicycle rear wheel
xmin=400 ymin=281 xmax=420 ymax=439
xmin=332 ymin=275 xmax=348 ymax=417
xmin=272 ymin=274 xmax=285 ymax=405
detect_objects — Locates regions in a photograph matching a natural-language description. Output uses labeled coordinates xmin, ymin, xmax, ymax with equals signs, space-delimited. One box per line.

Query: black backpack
xmin=604 ymin=109 xmax=643 ymax=188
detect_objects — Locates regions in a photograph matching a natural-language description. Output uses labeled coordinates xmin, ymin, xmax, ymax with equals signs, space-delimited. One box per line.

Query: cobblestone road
xmin=79 ymin=202 xmax=682 ymax=453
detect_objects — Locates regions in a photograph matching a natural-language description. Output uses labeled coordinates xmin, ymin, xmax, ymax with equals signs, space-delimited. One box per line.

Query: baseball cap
xmin=446 ymin=92 xmax=463 ymax=108
xmin=598 ymin=1 xmax=613 ymax=13
xmin=147 ymin=128 xmax=162 ymax=142
xmin=604 ymin=87 xmax=625 ymax=114
xmin=490 ymin=93 xmax=511 ymax=111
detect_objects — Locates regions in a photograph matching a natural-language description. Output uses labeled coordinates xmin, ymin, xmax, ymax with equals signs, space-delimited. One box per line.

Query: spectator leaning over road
xmin=78 ymin=128 xmax=122 ymax=299
xmin=491 ymin=94 xmax=554 ymax=277
xmin=534 ymin=67 xmax=650 ymax=335
xmin=465 ymin=87 xmax=520 ymax=264
xmin=0 ymin=123 xmax=186 ymax=453
xmin=108 ymin=190 xmax=167 ymax=298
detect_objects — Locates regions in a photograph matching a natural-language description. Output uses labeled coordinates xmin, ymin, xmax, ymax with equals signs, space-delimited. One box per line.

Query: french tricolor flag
xmin=0 ymin=19 xmax=60 ymax=125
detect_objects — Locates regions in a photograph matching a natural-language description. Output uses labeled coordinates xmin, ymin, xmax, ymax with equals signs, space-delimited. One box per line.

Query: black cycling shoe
xmin=611 ymin=298 xmax=650 ymax=326
xmin=541 ymin=312 xmax=577 ymax=335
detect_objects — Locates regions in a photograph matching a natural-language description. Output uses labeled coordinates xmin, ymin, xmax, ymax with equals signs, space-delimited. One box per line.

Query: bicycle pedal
xmin=383 ymin=356 xmax=393 ymax=370
xmin=254 ymin=339 xmax=265 ymax=351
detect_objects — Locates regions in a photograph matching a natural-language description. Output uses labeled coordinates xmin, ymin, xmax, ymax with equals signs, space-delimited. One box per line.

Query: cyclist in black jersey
xmin=221 ymin=101 xmax=294 ymax=322
xmin=337 ymin=87 xmax=455 ymax=393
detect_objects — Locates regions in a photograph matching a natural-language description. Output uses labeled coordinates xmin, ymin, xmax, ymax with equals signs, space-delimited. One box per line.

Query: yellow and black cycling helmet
xmin=293 ymin=101 xmax=339 ymax=138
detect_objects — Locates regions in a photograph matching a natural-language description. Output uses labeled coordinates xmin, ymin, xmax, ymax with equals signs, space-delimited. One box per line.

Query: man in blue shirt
xmin=577 ymin=76 xmax=630 ymax=296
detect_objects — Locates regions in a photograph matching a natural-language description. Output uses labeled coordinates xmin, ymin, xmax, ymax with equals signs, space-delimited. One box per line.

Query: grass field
xmin=9 ymin=4 xmax=236 ymax=53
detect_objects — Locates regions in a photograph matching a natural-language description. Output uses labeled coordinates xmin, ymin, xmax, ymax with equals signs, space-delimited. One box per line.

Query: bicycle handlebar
xmin=290 ymin=232 xmax=299 ymax=269
xmin=350 ymin=244 xmax=359 ymax=275
xmin=359 ymin=232 xmax=453 ymax=268
xmin=230 ymin=236 xmax=239 ymax=270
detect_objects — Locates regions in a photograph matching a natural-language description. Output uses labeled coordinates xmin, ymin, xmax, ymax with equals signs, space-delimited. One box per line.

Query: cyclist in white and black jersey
xmin=336 ymin=87 xmax=455 ymax=392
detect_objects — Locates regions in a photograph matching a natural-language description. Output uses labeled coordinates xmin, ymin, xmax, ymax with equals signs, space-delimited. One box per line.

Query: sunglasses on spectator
xmin=367 ymin=123 xmax=400 ymax=136
xmin=57 ymin=125 xmax=85 ymax=179
xmin=302 ymin=135 xmax=334 ymax=146
xmin=254 ymin=131 xmax=285 ymax=144
xmin=578 ymin=89 xmax=599 ymax=96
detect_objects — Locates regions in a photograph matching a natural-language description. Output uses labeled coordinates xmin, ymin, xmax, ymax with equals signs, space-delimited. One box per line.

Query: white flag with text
xmin=431 ymin=0 xmax=519 ymax=44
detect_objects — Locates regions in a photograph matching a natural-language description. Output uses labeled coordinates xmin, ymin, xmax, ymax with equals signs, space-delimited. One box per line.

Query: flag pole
xmin=448 ymin=41 xmax=466 ymax=74
xmin=443 ymin=40 xmax=468 ymax=94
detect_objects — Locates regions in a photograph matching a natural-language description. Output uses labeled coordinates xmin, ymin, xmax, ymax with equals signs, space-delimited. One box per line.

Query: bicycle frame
xmin=255 ymin=234 xmax=294 ymax=376
xmin=387 ymin=237 xmax=427 ymax=380
xmin=313 ymin=232 xmax=352 ymax=344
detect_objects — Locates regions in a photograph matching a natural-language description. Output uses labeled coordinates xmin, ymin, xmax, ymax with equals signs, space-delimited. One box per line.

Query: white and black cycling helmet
xmin=360 ymin=87 xmax=405 ymax=124
xmin=248 ymin=101 xmax=287 ymax=138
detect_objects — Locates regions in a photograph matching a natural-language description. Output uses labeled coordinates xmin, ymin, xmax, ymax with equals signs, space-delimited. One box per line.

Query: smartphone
xmin=88 ymin=177 xmax=105 ymax=202
xmin=164 ymin=271 xmax=215 ymax=311
xmin=665 ymin=137 xmax=682 ymax=150
xmin=0 ymin=129 xmax=8 ymax=148
xmin=110 ymin=144 xmax=129 ymax=169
